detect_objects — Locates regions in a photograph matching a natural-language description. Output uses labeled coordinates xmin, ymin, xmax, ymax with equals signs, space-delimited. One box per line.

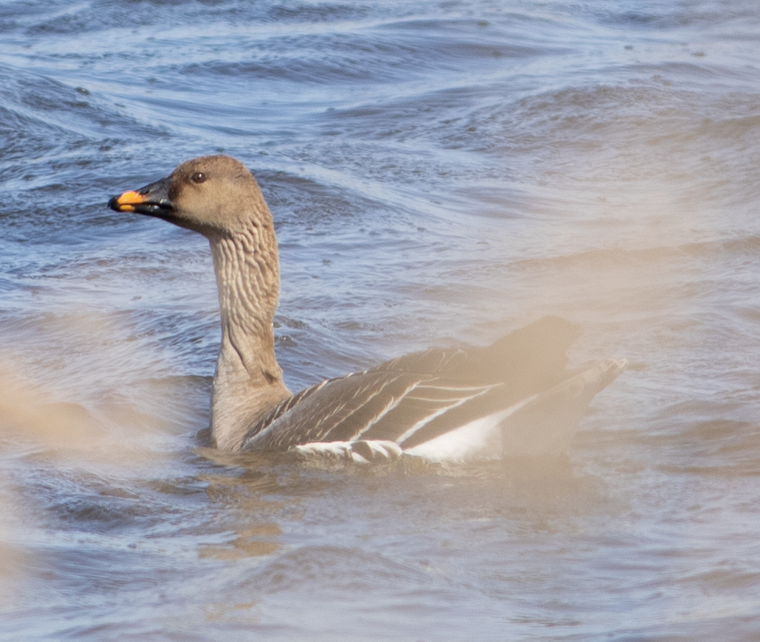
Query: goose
xmin=108 ymin=155 xmax=626 ymax=463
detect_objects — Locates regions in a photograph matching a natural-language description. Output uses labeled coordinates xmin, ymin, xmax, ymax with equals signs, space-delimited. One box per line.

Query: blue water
xmin=1 ymin=0 xmax=760 ymax=639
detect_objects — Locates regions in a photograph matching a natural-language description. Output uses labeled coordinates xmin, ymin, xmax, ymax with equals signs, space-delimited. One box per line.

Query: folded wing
xmin=239 ymin=316 xmax=625 ymax=460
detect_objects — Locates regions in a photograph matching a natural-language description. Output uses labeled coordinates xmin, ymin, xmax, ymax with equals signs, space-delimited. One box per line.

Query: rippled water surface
xmin=1 ymin=0 xmax=760 ymax=639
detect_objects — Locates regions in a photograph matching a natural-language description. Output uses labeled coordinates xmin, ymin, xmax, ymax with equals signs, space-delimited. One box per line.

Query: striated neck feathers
xmin=207 ymin=217 xmax=291 ymax=450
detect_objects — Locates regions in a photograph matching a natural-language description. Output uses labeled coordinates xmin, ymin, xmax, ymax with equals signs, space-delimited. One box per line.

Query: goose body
xmin=109 ymin=155 xmax=626 ymax=463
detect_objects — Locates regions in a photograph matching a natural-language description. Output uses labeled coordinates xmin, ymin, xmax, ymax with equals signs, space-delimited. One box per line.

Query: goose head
xmin=108 ymin=155 xmax=271 ymax=238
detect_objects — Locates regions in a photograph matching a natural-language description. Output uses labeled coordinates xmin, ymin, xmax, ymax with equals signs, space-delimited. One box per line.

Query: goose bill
xmin=108 ymin=178 xmax=174 ymax=218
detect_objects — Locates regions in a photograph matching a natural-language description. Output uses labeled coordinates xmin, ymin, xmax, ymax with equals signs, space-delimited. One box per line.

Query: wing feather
xmin=361 ymin=381 xmax=499 ymax=443
xmin=239 ymin=317 xmax=617 ymax=455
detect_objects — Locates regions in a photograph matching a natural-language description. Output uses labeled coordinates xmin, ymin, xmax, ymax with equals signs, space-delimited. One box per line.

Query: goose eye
xmin=191 ymin=172 xmax=207 ymax=184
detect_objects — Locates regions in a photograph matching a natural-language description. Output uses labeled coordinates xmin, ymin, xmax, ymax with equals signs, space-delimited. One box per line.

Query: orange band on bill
xmin=115 ymin=190 xmax=147 ymax=205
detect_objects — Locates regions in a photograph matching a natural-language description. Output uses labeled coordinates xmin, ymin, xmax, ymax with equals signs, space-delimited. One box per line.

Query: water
xmin=1 ymin=0 xmax=760 ymax=639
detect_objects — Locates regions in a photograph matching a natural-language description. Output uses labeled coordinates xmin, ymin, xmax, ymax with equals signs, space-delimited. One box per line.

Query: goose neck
xmin=208 ymin=226 xmax=290 ymax=449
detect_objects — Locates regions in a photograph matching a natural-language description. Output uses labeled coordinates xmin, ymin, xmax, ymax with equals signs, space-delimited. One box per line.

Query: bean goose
xmin=108 ymin=155 xmax=626 ymax=463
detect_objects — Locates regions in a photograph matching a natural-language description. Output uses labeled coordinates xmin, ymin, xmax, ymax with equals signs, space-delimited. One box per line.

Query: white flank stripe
xmin=395 ymin=385 xmax=495 ymax=445
xmin=405 ymin=395 xmax=538 ymax=461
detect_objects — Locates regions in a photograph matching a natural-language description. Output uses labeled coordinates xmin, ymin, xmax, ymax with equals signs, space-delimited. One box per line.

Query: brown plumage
xmin=109 ymin=155 xmax=626 ymax=462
